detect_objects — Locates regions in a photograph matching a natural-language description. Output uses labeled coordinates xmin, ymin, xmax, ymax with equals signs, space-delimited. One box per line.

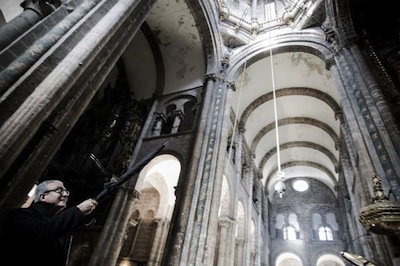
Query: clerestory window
xmin=318 ymin=226 xmax=333 ymax=241
xmin=283 ymin=225 xmax=297 ymax=240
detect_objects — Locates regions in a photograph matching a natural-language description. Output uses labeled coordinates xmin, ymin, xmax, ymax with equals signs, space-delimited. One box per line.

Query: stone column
xmin=216 ymin=218 xmax=232 ymax=266
xmin=0 ymin=0 xmax=61 ymax=51
xmin=235 ymin=124 xmax=244 ymax=173
xmin=0 ymin=0 xmax=157 ymax=219
xmin=244 ymin=161 xmax=254 ymax=266
xmin=235 ymin=237 xmax=245 ymax=265
xmin=336 ymin=109 xmax=370 ymax=248
xmin=351 ymin=45 xmax=400 ymax=156
xmin=89 ymin=189 xmax=140 ymax=266
xmin=0 ymin=0 xmax=99 ymax=94
xmin=226 ymin=217 xmax=237 ymax=266
xmin=148 ymin=218 xmax=168 ymax=266
xmin=340 ymin=47 xmax=400 ymax=199
xmin=333 ymin=50 xmax=382 ymax=202
xmin=171 ymin=110 xmax=184 ymax=134
xmin=151 ymin=113 xmax=166 ymax=136
xmin=173 ymin=74 xmax=231 ymax=265
xmin=351 ymin=45 xmax=400 ymax=199
xmin=332 ymin=46 xmax=398 ymax=265
xmin=254 ymin=178 xmax=263 ymax=266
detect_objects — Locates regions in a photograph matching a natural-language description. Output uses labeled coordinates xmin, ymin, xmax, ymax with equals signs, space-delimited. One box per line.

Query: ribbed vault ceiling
xmin=231 ymin=51 xmax=340 ymax=198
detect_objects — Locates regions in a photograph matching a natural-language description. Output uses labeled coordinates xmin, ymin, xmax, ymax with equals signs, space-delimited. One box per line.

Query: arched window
xmin=283 ymin=225 xmax=297 ymax=240
xmin=318 ymin=226 xmax=333 ymax=241
xmin=161 ymin=104 xmax=177 ymax=134
xmin=178 ymin=100 xmax=196 ymax=132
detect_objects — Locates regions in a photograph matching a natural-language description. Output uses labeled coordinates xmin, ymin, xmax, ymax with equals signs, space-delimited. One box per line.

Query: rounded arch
xmin=130 ymin=209 xmax=140 ymax=220
xmin=184 ymin=0 xmax=223 ymax=76
xmin=225 ymin=41 xmax=334 ymax=83
xmin=275 ymin=252 xmax=303 ymax=266
xmin=144 ymin=209 xmax=155 ymax=219
xmin=236 ymin=200 xmax=246 ymax=237
xmin=219 ymin=174 xmax=234 ymax=217
xmin=316 ymin=253 xmax=346 ymax=266
xmin=136 ymin=154 xmax=181 ymax=217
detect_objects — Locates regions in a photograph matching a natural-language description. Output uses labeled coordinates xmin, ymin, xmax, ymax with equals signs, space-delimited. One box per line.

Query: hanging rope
xmin=223 ymin=1 xmax=285 ymax=199
xmin=222 ymin=1 xmax=253 ymax=177
xmin=269 ymin=47 xmax=281 ymax=173
xmin=267 ymin=5 xmax=285 ymax=197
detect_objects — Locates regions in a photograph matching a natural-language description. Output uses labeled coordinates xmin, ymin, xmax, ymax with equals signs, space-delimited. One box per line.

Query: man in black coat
xmin=0 ymin=180 xmax=98 ymax=266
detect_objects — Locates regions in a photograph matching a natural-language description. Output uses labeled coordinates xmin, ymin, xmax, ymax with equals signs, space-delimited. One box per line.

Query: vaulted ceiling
xmin=131 ymin=0 xmax=343 ymax=199
xmin=231 ymin=52 xmax=340 ymax=198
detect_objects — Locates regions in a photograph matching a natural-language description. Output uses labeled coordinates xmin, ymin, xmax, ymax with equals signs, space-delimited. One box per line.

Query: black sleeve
xmin=5 ymin=207 xmax=85 ymax=240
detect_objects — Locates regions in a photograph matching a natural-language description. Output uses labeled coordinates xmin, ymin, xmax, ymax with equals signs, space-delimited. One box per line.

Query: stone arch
xmin=153 ymin=94 xmax=199 ymax=135
xmin=117 ymin=154 xmax=181 ymax=264
xmin=225 ymin=42 xmax=334 ymax=83
xmin=316 ymin=253 xmax=346 ymax=266
xmin=275 ymin=252 xmax=303 ymax=266
xmin=236 ymin=200 xmax=246 ymax=238
xmin=219 ymin=174 xmax=233 ymax=217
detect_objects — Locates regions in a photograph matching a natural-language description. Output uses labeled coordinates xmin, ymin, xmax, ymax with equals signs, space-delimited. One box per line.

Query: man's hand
xmin=77 ymin=199 xmax=98 ymax=215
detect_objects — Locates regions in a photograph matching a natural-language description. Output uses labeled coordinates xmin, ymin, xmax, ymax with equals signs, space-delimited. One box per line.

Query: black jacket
xmin=0 ymin=202 xmax=85 ymax=266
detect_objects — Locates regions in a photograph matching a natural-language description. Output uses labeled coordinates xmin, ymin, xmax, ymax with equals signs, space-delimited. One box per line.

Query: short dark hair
xmin=33 ymin=180 xmax=62 ymax=202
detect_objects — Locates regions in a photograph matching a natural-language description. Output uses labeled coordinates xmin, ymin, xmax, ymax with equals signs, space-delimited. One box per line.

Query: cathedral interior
xmin=0 ymin=0 xmax=400 ymax=265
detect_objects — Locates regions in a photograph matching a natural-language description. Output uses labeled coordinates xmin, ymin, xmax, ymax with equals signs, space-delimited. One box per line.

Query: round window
xmin=293 ymin=179 xmax=309 ymax=192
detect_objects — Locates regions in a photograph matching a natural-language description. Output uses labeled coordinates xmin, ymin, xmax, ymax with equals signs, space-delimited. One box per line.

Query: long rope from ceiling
xmin=269 ymin=47 xmax=281 ymax=173
xmin=222 ymin=1 xmax=285 ymax=198
xmin=223 ymin=3 xmax=252 ymax=177
xmin=267 ymin=4 xmax=286 ymax=198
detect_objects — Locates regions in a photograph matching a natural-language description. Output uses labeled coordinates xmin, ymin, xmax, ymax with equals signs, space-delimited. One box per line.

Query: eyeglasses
xmin=44 ymin=187 xmax=70 ymax=196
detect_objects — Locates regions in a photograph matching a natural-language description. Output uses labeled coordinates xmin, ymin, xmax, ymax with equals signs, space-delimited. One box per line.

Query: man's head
xmin=34 ymin=180 xmax=69 ymax=212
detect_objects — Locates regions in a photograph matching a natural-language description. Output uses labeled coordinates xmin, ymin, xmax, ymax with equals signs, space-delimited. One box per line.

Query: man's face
xmin=40 ymin=181 xmax=69 ymax=211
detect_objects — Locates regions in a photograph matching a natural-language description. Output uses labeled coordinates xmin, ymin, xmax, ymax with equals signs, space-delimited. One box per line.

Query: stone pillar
xmin=0 ymin=0 xmax=157 ymax=219
xmin=216 ymin=218 xmax=232 ymax=266
xmin=254 ymin=178 xmax=263 ymax=266
xmin=332 ymin=46 xmax=399 ymax=265
xmin=235 ymin=237 xmax=245 ymax=265
xmin=171 ymin=110 xmax=184 ymax=134
xmin=148 ymin=218 xmax=168 ymax=266
xmin=241 ymin=158 xmax=251 ymax=189
xmin=172 ymin=74 xmax=231 ymax=265
xmin=0 ymin=0 xmax=61 ymax=51
xmin=226 ymin=217 xmax=237 ymax=266
xmin=244 ymin=163 xmax=254 ymax=266
xmin=351 ymin=45 xmax=400 ymax=156
xmin=0 ymin=0 xmax=98 ymax=94
xmin=89 ymin=189 xmax=140 ymax=266
xmin=151 ymin=113 xmax=166 ymax=136
xmin=342 ymin=47 xmax=400 ymax=199
xmin=336 ymin=109 xmax=369 ymax=248
xmin=333 ymin=49 xmax=383 ymax=204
